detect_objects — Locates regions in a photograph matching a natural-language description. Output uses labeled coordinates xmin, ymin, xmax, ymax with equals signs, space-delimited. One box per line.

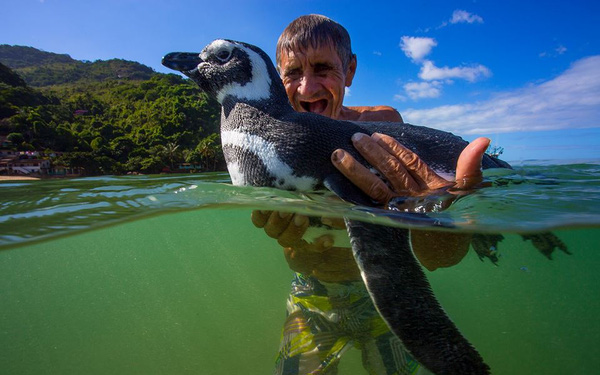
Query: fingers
xmin=252 ymin=210 xmax=310 ymax=247
xmin=331 ymin=148 xmax=394 ymax=203
xmin=276 ymin=214 xmax=310 ymax=248
xmin=350 ymin=133 xmax=420 ymax=193
xmin=252 ymin=210 xmax=341 ymax=249
xmin=263 ymin=211 xmax=294 ymax=238
xmin=310 ymin=234 xmax=335 ymax=252
xmin=251 ymin=210 xmax=271 ymax=228
xmin=454 ymin=137 xmax=489 ymax=189
xmin=371 ymin=133 xmax=450 ymax=191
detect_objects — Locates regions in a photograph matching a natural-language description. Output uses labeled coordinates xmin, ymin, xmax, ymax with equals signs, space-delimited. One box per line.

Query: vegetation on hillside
xmin=0 ymin=45 xmax=224 ymax=175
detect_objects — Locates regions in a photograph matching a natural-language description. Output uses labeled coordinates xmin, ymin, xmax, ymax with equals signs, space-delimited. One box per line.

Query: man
xmin=253 ymin=14 xmax=488 ymax=375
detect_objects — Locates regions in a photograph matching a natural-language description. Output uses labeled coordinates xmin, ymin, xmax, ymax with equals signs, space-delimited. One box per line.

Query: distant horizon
xmin=2 ymin=0 xmax=599 ymax=161
xmin=507 ymin=157 xmax=600 ymax=166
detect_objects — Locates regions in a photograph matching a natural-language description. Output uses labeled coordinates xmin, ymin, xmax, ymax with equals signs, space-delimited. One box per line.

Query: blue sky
xmin=2 ymin=0 xmax=599 ymax=162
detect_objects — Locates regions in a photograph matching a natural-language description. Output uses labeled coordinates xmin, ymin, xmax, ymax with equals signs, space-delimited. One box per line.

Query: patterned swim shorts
xmin=274 ymin=273 xmax=425 ymax=375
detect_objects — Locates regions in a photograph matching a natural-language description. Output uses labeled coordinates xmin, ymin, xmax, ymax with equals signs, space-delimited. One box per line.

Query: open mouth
xmin=300 ymin=99 xmax=328 ymax=114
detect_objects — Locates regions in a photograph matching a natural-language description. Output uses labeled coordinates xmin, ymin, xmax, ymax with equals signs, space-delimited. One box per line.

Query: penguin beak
xmin=162 ymin=52 xmax=202 ymax=73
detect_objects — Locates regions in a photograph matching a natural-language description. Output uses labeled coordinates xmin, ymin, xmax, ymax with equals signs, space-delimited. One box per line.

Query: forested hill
xmin=0 ymin=45 xmax=76 ymax=69
xmin=0 ymin=45 xmax=155 ymax=86
xmin=0 ymin=45 xmax=223 ymax=175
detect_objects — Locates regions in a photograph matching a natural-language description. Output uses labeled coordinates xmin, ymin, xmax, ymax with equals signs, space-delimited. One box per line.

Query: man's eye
xmin=314 ymin=64 xmax=332 ymax=75
xmin=285 ymin=69 xmax=302 ymax=79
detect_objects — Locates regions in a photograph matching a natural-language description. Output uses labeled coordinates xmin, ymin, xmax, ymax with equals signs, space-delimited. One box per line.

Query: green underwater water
xmin=1 ymin=163 xmax=599 ymax=374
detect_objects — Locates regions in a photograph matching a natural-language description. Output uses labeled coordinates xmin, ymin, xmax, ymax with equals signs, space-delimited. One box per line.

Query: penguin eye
xmin=215 ymin=49 xmax=232 ymax=62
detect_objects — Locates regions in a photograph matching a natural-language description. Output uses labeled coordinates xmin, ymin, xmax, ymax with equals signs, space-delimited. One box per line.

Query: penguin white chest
xmin=221 ymin=130 xmax=318 ymax=191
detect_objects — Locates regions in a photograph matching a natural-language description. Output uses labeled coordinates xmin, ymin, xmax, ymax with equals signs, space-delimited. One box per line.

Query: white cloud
xmin=400 ymin=81 xmax=443 ymax=100
xmin=345 ymin=87 xmax=351 ymax=97
xmin=398 ymin=36 xmax=490 ymax=101
xmin=419 ymin=60 xmax=491 ymax=82
xmin=373 ymin=51 xmax=382 ymax=56
xmin=400 ymin=36 xmax=437 ymax=62
xmin=450 ymin=10 xmax=484 ymax=24
xmin=401 ymin=55 xmax=600 ymax=134
xmin=438 ymin=10 xmax=483 ymax=28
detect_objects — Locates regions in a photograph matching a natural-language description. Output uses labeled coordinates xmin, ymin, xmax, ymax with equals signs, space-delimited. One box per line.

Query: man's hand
xmin=331 ymin=133 xmax=490 ymax=271
xmin=331 ymin=133 xmax=490 ymax=202
xmin=250 ymin=210 xmax=360 ymax=282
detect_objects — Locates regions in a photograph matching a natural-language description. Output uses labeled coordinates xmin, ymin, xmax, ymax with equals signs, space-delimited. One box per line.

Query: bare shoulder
xmin=342 ymin=105 xmax=403 ymax=123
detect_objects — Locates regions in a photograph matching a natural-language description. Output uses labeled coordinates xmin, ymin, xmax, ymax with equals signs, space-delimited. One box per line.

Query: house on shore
xmin=0 ymin=150 xmax=83 ymax=177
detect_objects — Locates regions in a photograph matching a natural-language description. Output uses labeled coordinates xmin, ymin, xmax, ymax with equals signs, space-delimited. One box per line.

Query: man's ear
xmin=345 ymin=54 xmax=357 ymax=87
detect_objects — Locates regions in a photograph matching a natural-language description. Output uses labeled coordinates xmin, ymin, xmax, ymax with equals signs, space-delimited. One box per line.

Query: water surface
xmin=1 ymin=162 xmax=599 ymax=374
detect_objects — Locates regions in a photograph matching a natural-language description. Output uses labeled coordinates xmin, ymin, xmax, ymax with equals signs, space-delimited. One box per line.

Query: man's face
xmin=279 ymin=43 xmax=356 ymax=120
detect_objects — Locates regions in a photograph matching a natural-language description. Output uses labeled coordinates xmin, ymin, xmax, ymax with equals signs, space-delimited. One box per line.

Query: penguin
xmin=162 ymin=39 xmax=504 ymax=375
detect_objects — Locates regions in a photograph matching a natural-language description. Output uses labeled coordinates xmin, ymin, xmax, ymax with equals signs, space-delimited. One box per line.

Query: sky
xmin=2 ymin=0 xmax=599 ymax=162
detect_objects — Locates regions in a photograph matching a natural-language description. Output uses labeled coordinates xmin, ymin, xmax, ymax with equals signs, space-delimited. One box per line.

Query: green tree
xmin=160 ymin=142 xmax=182 ymax=170
xmin=195 ymin=133 xmax=224 ymax=171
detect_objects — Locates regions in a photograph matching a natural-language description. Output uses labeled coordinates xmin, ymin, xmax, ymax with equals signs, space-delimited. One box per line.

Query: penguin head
xmin=162 ymin=39 xmax=284 ymax=105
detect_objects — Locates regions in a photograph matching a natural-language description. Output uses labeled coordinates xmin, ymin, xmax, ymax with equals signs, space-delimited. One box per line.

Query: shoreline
xmin=0 ymin=176 xmax=41 ymax=181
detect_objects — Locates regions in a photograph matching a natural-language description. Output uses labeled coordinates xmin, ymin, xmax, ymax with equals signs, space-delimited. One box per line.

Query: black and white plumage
xmin=163 ymin=39 xmax=508 ymax=375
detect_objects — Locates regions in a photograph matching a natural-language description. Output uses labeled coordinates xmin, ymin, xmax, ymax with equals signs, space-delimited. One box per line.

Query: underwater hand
xmin=251 ymin=210 xmax=358 ymax=281
xmin=251 ymin=210 xmax=343 ymax=248
xmin=283 ymin=245 xmax=361 ymax=282
xmin=251 ymin=210 xmax=310 ymax=247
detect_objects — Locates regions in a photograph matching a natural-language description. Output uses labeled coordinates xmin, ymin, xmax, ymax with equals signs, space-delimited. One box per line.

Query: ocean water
xmin=1 ymin=162 xmax=599 ymax=375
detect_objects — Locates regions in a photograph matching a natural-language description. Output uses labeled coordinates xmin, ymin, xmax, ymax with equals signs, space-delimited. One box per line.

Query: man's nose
xmin=297 ymin=73 xmax=320 ymax=97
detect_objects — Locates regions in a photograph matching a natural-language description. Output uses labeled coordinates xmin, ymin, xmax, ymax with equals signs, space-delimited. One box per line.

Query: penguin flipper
xmin=345 ymin=219 xmax=490 ymax=375
xmin=323 ymin=173 xmax=374 ymax=206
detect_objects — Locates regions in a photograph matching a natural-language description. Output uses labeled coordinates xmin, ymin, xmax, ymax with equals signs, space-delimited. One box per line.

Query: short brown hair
xmin=276 ymin=14 xmax=355 ymax=72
